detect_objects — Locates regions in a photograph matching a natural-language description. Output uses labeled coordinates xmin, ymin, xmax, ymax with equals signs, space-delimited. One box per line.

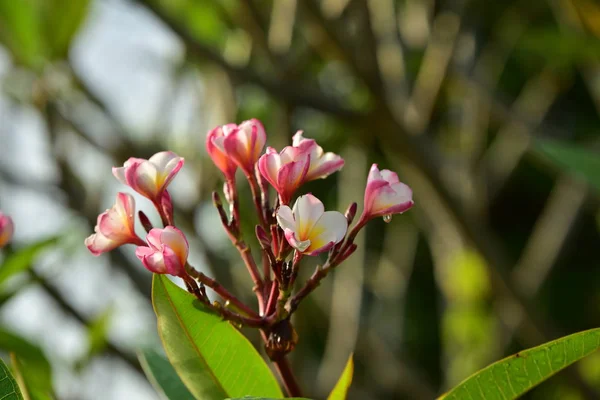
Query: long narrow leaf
xmin=0 ymin=356 xmax=24 ymax=400
xmin=440 ymin=328 xmax=600 ymax=399
xmin=327 ymin=354 xmax=354 ymax=400
xmin=138 ymin=348 xmax=195 ymax=400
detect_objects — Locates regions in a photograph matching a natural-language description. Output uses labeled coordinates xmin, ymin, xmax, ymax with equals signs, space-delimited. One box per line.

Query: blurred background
xmin=0 ymin=0 xmax=600 ymax=399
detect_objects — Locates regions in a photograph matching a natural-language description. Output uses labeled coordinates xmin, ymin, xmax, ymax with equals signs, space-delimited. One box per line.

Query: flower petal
xmin=85 ymin=232 xmax=117 ymax=256
xmin=276 ymin=206 xmax=296 ymax=232
xmin=293 ymin=194 xmax=324 ymax=241
xmin=305 ymin=211 xmax=347 ymax=254
xmin=283 ymin=228 xmax=311 ymax=253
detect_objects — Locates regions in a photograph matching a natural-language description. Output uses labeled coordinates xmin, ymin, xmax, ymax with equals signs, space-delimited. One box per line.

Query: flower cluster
xmin=85 ymin=118 xmax=413 ymax=359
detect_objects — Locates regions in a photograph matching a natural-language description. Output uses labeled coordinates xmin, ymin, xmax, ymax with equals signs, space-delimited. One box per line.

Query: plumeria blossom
xmin=135 ymin=226 xmax=188 ymax=276
xmin=85 ymin=193 xmax=143 ymax=256
xmin=292 ymin=131 xmax=344 ymax=182
xmin=212 ymin=119 xmax=266 ymax=176
xmin=258 ymin=146 xmax=310 ymax=205
xmin=359 ymin=164 xmax=414 ymax=223
xmin=206 ymin=124 xmax=238 ymax=181
xmin=276 ymin=194 xmax=347 ymax=256
xmin=112 ymin=151 xmax=184 ymax=205
xmin=0 ymin=212 xmax=14 ymax=249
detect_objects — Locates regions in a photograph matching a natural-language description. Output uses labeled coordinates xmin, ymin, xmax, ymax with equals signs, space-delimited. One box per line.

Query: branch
xmin=29 ymin=270 xmax=143 ymax=374
xmin=135 ymin=0 xmax=362 ymax=120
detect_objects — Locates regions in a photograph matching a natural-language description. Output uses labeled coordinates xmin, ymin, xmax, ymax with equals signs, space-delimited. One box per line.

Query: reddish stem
xmin=259 ymin=330 xmax=303 ymax=397
xmin=186 ymin=265 xmax=259 ymax=318
xmin=247 ymin=172 xmax=268 ymax=230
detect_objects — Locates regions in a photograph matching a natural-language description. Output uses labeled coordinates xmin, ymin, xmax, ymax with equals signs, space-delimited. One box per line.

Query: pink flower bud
xmin=276 ymin=194 xmax=347 ymax=256
xmin=112 ymin=151 xmax=184 ymax=205
xmin=135 ymin=226 xmax=188 ymax=276
xmin=206 ymin=124 xmax=238 ymax=181
xmin=222 ymin=119 xmax=267 ymax=176
xmin=85 ymin=193 xmax=143 ymax=256
xmin=0 ymin=212 xmax=14 ymax=249
xmin=359 ymin=164 xmax=413 ymax=223
xmin=344 ymin=202 xmax=358 ymax=224
xmin=292 ymin=131 xmax=344 ymax=181
xmin=258 ymin=146 xmax=310 ymax=205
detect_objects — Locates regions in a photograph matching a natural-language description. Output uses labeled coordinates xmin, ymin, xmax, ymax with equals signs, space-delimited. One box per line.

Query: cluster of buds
xmin=85 ymin=119 xmax=413 ymax=359
xmin=0 ymin=212 xmax=14 ymax=249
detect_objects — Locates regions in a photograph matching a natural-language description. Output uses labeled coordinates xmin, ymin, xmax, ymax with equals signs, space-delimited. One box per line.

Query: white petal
xmin=308 ymin=211 xmax=347 ymax=249
xmin=380 ymin=169 xmax=400 ymax=185
xmin=150 ymin=151 xmax=181 ymax=172
xmin=276 ymin=206 xmax=296 ymax=232
xmin=293 ymin=194 xmax=324 ymax=239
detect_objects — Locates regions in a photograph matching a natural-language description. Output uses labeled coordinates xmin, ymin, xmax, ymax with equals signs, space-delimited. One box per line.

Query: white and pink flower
xmin=112 ymin=151 xmax=184 ymax=205
xmin=359 ymin=164 xmax=413 ymax=222
xmin=135 ymin=226 xmax=188 ymax=276
xmin=85 ymin=193 xmax=143 ymax=255
xmin=206 ymin=124 xmax=238 ymax=181
xmin=258 ymin=146 xmax=310 ymax=205
xmin=276 ymin=194 xmax=347 ymax=256
xmin=292 ymin=131 xmax=344 ymax=181
xmin=0 ymin=212 xmax=14 ymax=249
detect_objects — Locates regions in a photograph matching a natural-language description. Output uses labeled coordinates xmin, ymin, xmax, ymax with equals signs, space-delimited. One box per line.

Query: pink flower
xmin=258 ymin=146 xmax=310 ymax=205
xmin=112 ymin=151 xmax=184 ymax=205
xmin=206 ymin=124 xmax=238 ymax=181
xmin=276 ymin=194 xmax=347 ymax=256
xmin=219 ymin=119 xmax=266 ymax=176
xmin=292 ymin=131 xmax=344 ymax=181
xmin=359 ymin=164 xmax=413 ymax=222
xmin=85 ymin=193 xmax=143 ymax=256
xmin=0 ymin=212 xmax=14 ymax=249
xmin=135 ymin=226 xmax=188 ymax=276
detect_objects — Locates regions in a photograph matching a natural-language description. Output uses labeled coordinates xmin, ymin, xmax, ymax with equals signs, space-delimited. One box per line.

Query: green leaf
xmin=41 ymin=0 xmax=91 ymax=58
xmin=152 ymin=275 xmax=283 ymax=399
xmin=87 ymin=306 xmax=113 ymax=356
xmin=327 ymin=354 xmax=354 ymax=400
xmin=0 ymin=329 xmax=53 ymax=400
xmin=138 ymin=348 xmax=195 ymax=400
xmin=0 ymin=356 xmax=24 ymax=400
xmin=0 ymin=0 xmax=46 ymax=69
xmin=518 ymin=29 xmax=600 ymax=68
xmin=440 ymin=328 xmax=600 ymax=399
xmin=0 ymin=237 xmax=60 ymax=289
xmin=75 ymin=306 xmax=114 ymax=371
xmin=535 ymin=139 xmax=600 ymax=192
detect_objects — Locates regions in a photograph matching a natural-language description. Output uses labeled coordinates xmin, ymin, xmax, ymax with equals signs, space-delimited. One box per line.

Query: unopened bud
xmin=211 ymin=191 xmax=230 ymax=228
xmin=161 ymin=191 xmax=174 ymax=223
xmin=344 ymin=202 xmax=358 ymax=224
xmin=339 ymin=243 xmax=358 ymax=263
xmin=212 ymin=191 xmax=223 ymax=208
xmin=138 ymin=211 xmax=153 ymax=233
xmin=255 ymin=225 xmax=270 ymax=249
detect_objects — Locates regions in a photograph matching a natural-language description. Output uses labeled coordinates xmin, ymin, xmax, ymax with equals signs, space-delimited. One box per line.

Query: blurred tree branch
xmin=28 ymin=270 xmax=143 ymax=374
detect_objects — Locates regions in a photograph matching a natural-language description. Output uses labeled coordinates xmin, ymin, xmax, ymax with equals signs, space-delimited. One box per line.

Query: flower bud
xmin=0 ymin=212 xmax=14 ymax=249
xmin=138 ymin=211 xmax=153 ymax=233
xmin=359 ymin=164 xmax=413 ymax=223
xmin=344 ymin=202 xmax=358 ymax=225
xmin=255 ymin=225 xmax=271 ymax=249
